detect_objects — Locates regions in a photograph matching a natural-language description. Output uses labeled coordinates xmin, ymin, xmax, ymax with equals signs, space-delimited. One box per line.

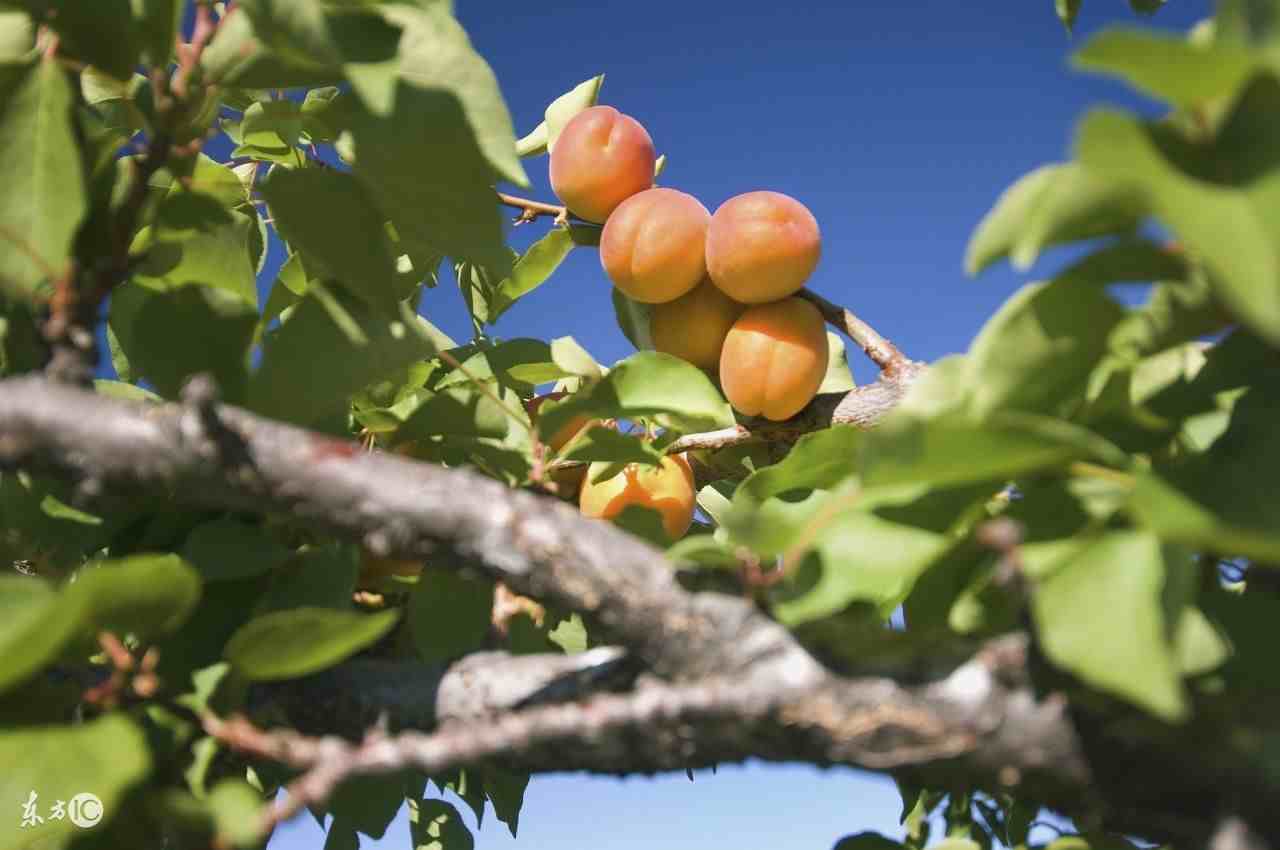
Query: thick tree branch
xmin=0 ymin=375 xmax=815 ymax=681
xmin=213 ymin=636 xmax=1092 ymax=841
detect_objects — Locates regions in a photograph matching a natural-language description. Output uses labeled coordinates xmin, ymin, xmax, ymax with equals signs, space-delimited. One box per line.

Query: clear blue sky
xmin=231 ymin=0 xmax=1212 ymax=847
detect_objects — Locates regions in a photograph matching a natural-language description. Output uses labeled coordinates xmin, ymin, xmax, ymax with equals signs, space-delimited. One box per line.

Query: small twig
xmin=171 ymin=1 xmax=217 ymax=100
xmin=496 ymin=192 xmax=581 ymax=228
xmin=796 ymin=288 xmax=910 ymax=374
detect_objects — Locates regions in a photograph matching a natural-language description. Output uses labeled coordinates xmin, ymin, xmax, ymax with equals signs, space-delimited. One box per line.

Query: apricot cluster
xmin=543 ymin=104 xmax=833 ymax=542
xmin=550 ymin=105 xmax=829 ymax=424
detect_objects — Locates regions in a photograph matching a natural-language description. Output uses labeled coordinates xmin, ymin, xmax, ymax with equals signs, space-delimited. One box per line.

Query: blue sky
xmin=241 ymin=0 xmax=1214 ymax=847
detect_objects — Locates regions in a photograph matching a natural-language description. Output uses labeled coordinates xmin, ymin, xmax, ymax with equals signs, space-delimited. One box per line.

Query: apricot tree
xmin=0 ymin=2 xmax=1278 ymax=850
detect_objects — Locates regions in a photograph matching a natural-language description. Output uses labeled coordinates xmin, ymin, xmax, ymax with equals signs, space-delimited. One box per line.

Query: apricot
xmin=549 ymin=105 xmax=655 ymax=224
xmin=719 ymin=297 xmax=829 ymax=421
xmin=579 ymin=453 xmax=696 ymax=542
xmin=650 ymin=279 xmax=745 ymax=371
xmin=705 ymin=191 xmax=821 ymax=303
xmin=599 ymin=188 xmax=710 ymax=303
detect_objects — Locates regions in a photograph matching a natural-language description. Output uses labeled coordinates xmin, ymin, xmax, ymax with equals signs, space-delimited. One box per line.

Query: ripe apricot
xmin=705 ymin=191 xmax=821 ymax=303
xmin=549 ymin=105 xmax=655 ymax=224
xmin=719 ymin=297 xmax=829 ymax=421
xmin=599 ymin=188 xmax=710 ymax=303
xmin=579 ymin=453 xmax=696 ymax=542
xmin=650 ymin=279 xmax=745 ymax=371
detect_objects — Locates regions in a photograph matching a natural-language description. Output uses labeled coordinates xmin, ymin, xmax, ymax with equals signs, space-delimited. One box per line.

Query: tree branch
xmin=0 ymin=375 xmax=814 ymax=681
xmin=212 ymin=635 xmax=1092 ymax=841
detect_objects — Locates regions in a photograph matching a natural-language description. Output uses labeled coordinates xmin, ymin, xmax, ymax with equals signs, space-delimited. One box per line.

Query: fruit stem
xmin=796 ymin=288 xmax=911 ymax=375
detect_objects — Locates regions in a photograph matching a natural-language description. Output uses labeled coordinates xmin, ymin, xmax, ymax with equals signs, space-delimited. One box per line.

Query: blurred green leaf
xmin=408 ymin=569 xmax=493 ymax=663
xmin=395 ymin=386 xmax=511 ymax=441
xmin=410 ymin=798 xmax=474 ymax=850
xmin=1076 ymin=94 xmax=1280 ymax=344
xmin=0 ymin=714 xmax=151 ymax=850
xmin=965 ymin=162 xmax=1144 ymax=275
xmin=0 ymin=57 xmax=86 ymax=300
xmin=19 ymin=0 xmax=140 ymax=79
xmin=1055 ymin=0 xmax=1081 ymax=32
xmin=133 ymin=0 xmax=182 ymax=66
xmin=1032 ymin=530 xmax=1185 ymax=720
xmin=966 ymin=279 xmax=1125 ymax=418
xmin=1073 ymin=29 xmax=1257 ymax=107
xmin=226 ymin=608 xmax=399 ymax=681
xmin=0 ymin=575 xmax=84 ymax=694
xmin=549 ymin=336 xmax=602 ymax=379
xmin=561 ymin=426 xmax=664 ymax=466
xmin=70 ymin=553 xmax=202 ymax=640
xmin=181 ymin=518 xmax=293 ymax=582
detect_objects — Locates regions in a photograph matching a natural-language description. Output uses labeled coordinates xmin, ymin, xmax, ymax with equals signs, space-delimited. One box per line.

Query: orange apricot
xmin=549 ymin=105 xmax=655 ymax=224
xmin=579 ymin=453 xmax=696 ymax=542
xmin=599 ymin=188 xmax=710 ymax=303
xmin=705 ymin=191 xmax=821 ymax=303
xmin=719 ymin=297 xmax=829 ymax=421
xmin=650 ymin=279 xmax=745 ymax=371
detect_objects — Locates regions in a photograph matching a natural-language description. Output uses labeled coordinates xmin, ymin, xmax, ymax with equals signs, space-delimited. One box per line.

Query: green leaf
xmin=484 ymin=228 xmax=576 ymax=323
xmin=862 ymin=409 xmax=1109 ymax=491
xmin=22 ymin=0 xmax=140 ymax=80
xmin=70 ymin=553 xmax=203 ymax=640
xmin=1032 ymin=531 xmax=1185 ymax=720
xmin=1128 ymin=473 xmax=1280 ymax=564
xmin=126 ymin=205 xmax=260 ymax=305
xmin=833 ymin=832 xmax=905 ymax=850
xmin=395 ymin=387 xmax=512 ymax=441
xmin=611 ymin=287 xmax=654 ymax=350
xmin=132 ymin=0 xmax=183 ymax=66
xmin=768 ymin=484 xmax=954 ymax=625
xmin=237 ymin=0 xmax=343 ymax=68
xmin=818 ymin=332 xmax=856 ymax=394
xmin=0 ymin=9 xmax=35 ymax=61
xmin=340 ymin=89 xmax=512 ymax=273
xmin=0 ymin=57 xmax=86 ymax=300
xmin=180 ymin=518 xmax=293 ymax=582
xmin=965 ymin=163 xmax=1144 ymax=275
xmin=1073 ymin=29 xmax=1258 ymax=107
xmin=543 ymin=74 xmax=605 ymax=153
xmin=561 ymin=426 xmax=664 ymax=466
xmin=233 ymin=99 xmax=304 ymax=163
xmin=408 ymin=569 xmax=494 ymax=663
xmin=258 ymin=545 xmax=359 ymax=613
xmin=538 ymin=351 xmax=735 ymax=437
xmin=549 ymin=336 xmax=603 ymax=380
xmin=515 ymin=121 xmax=548 ymax=158
xmin=262 ymin=167 xmax=401 ymax=312
xmin=111 ymin=285 xmax=257 ymax=402
xmin=201 ymin=4 xmax=343 ymax=88
xmin=1075 ymin=99 xmax=1280 ymax=345
xmin=0 ymin=714 xmax=151 ymax=850
xmin=410 ymin=798 xmax=473 ymax=850
xmin=0 ymin=575 xmax=84 ymax=693
xmin=144 ymin=781 xmax=265 ymax=850
xmin=965 ymin=279 xmax=1125 ymax=419
xmin=1055 ymin=0 xmax=1082 ymax=32
xmin=248 ymin=291 xmax=444 ymax=426
xmin=225 ymin=607 xmax=400 ymax=681
xmin=381 ymin=3 xmax=526 ymax=186
xmin=480 ymin=767 xmax=529 ymax=837
xmin=435 ymin=338 xmax=572 ymax=391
